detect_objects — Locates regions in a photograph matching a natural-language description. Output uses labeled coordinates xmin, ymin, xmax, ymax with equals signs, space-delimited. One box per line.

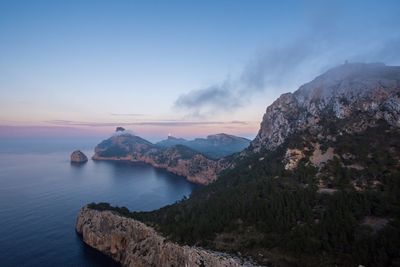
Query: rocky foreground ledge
xmin=76 ymin=206 xmax=257 ymax=267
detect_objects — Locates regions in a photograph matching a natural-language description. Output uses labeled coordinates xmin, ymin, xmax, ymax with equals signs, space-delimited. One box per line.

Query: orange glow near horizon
xmin=0 ymin=121 xmax=259 ymax=141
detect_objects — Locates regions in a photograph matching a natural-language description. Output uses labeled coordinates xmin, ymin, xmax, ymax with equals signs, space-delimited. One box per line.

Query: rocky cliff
xmin=92 ymin=131 xmax=231 ymax=185
xmin=76 ymin=206 xmax=255 ymax=267
xmin=251 ymin=63 xmax=400 ymax=152
xmin=248 ymin=63 xmax=400 ymax=190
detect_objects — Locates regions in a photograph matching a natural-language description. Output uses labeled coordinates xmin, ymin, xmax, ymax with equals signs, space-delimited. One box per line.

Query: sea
xmin=0 ymin=138 xmax=197 ymax=267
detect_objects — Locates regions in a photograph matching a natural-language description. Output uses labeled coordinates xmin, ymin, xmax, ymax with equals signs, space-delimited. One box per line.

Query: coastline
xmin=92 ymin=155 xmax=218 ymax=185
xmin=76 ymin=206 xmax=259 ymax=267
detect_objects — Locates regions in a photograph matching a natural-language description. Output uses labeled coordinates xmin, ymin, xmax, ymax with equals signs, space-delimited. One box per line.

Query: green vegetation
xmin=88 ymin=202 xmax=131 ymax=216
xmin=89 ymin=122 xmax=400 ymax=267
xmin=97 ymin=145 xmax=129 ymax=157
xmin=169 ymin=145 xmax=200 ymax=159
xmin=156 ymin=135 xmax=251 ymax=159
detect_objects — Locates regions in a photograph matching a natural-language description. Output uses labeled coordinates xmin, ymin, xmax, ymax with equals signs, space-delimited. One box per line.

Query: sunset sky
xmin=1 ymin=0 xmax=400 ymax=141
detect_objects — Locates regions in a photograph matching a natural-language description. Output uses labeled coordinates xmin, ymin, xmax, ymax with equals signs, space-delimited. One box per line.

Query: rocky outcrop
xmin=92 ymin=130 xmax=232 ymax=185
xmin=251 ymin=63 xmax=400 ymax=152
xmin=70 ymin=150 xmax=88 ymax=163
xmin=247 ymin=63 xmax=400 ymax=192
xmin=283 ymin=148 xmax=305 ymax=170
xmin=76 ymin=207 xmax=254 ymax=267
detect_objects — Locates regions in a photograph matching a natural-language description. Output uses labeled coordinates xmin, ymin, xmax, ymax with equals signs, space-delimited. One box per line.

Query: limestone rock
xmin=251 ymin=63 xmax=400 ymax=152
xmin=76 ymin=207 xmax=256 ymax=267
xmin=284 ymin=148 xmax=305 ymax=170
xmin=70 ymin=150 xmax=88 ymax=163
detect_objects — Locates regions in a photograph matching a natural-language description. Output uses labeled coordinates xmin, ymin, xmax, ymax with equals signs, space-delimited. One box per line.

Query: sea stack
xmin=70 ymin=150 xmax=88 ymax=164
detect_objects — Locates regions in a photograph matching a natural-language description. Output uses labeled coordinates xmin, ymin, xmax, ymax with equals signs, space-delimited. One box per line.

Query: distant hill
xmin=156 ymin=133 xmax=250 ymax=159
xmin=92 ymin=130 xmax=234 ymax=184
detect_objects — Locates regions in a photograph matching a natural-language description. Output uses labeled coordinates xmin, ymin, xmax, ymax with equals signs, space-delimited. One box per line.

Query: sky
xmin=1 ymin=0 xmax=400 ymax=141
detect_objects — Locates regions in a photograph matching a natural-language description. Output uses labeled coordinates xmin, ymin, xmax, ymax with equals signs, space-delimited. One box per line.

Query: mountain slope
xmin=156 ymin=133 xmax=251 ymax=159
xmin=248 ymin=62 xmax=400 ymax=192
xmin=87 ymin=63 xmax=400 ymax=266
xmin=135 ymin=63 xmax=400 ymax=266
xmin=95 ymin=133 xmax=154 ymax=158
xmin=251 ymin=62 xmax=400 ymax=152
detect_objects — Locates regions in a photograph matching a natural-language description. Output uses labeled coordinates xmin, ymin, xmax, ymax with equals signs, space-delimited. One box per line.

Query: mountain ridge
xmin=156 ymin=133 xmax=251 ymax=159
xmin=81 ymin=63 xmax=400 ymax=266
xmin=251 ymin=62 xmax=400 ymax=152
xmin=92 ymin=131 xmax=248 ymax=184
xmin=132 ymin=63 xmax=400 ymax=266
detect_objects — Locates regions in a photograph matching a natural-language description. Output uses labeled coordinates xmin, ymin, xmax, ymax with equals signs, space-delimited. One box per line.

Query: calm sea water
xmin=0 ymin=138 xmax=197 ymax=267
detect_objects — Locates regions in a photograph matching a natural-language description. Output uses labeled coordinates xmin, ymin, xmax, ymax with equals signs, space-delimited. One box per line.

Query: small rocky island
xmin=70 ymin=150 xmax=88 ymax=164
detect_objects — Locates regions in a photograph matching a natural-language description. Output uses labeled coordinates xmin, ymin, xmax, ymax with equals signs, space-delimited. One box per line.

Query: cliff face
xmin=251 ymin=63 xmax=400 ymax=152
xmin=92 ymin=133 xmax=231 ymax=185
xmin=248 ymin=63 xmax=400 ymax=191
xmin=76 ymin=207 xmax=253 ymax=267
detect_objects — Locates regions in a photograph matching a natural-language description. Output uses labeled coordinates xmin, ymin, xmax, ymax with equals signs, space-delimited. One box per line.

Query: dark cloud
xmin=174 ymin=81 xmax=242 ymax=117
xmin=173 ymin=40 xmax=324 ymax=116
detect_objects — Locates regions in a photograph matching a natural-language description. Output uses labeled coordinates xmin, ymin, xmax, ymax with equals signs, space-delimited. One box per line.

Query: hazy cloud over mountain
xmin=174 ymin=2 xmax=400 ymax=117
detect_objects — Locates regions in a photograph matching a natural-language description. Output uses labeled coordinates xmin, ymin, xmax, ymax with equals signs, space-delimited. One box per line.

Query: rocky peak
xmin=207 ymin=133 xmax=232 ymax=139
xmin=251 ymin=63 xmax=400 ymax=152
xmin=206 ymin=133 xmax=250 ymax=144
xmin=294 ymin=63 xmax=400 ymax=106
xmin=207 ymin=133 xmax=234 ymax=141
